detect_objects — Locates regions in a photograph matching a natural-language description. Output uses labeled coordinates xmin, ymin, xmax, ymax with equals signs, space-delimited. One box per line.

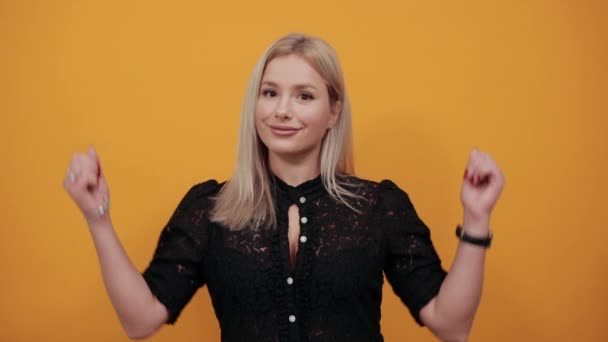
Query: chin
xmin=262 ymin=139 xmax=318 ymax=159
xmin=258 ymin=130 xmax=320 ymax=159
xmin=264 ymin=143 xmax=305 ymax=156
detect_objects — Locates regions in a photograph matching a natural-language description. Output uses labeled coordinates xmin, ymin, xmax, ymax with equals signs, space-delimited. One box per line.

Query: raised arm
xmin=420 ymin=148 xmax=505 ymax=341
xmin=63 ymin=146 xmax=168 ymax=339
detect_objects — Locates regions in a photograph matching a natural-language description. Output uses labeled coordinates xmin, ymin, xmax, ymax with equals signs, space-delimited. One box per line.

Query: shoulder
xmin=167 ymin=179 xmax=226 ymax=228
xmin=187 ymin=179 xmax=224 ymax=197
xmin=339 ymin=175 xmax=409 ymax=203
xmin=348 ymin=178 xmax=429 ymax=236
xmin=176 ymin=179 xmax=225 ymax=209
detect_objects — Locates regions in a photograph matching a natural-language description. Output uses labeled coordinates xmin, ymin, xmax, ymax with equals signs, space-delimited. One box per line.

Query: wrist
xmin=455 ymin=225 xmax=493 ymax=248
xmin=87 ymin=216 xmax=113 ymax=231
xmin=462 ymin=214 xmax=490 ymax=236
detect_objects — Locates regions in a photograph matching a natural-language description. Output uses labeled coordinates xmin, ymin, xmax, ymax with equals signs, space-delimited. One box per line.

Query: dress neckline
xmin=271 ymin=173 xmax=326 ymax=204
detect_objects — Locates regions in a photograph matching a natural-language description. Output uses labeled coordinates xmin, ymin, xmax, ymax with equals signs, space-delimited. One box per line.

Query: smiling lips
xmin=270 ymin=124 xmax=300 ymax=136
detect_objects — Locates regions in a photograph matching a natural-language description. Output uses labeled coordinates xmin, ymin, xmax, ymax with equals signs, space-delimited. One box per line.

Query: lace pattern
xmin=142 ymin=176 xmax=447 ymax=341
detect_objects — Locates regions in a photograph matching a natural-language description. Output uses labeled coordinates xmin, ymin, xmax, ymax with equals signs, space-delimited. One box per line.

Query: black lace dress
xmin=142 ymin=175 xmax=447 ymax=341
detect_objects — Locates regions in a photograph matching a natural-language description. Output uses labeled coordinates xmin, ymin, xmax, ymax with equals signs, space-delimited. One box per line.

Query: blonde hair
xmin=211 ymin=33 xmax=360 ymax=230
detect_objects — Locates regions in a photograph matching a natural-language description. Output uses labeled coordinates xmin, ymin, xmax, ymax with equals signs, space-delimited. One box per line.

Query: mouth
xmin=269 ymin=125 xmax=301 ymax=137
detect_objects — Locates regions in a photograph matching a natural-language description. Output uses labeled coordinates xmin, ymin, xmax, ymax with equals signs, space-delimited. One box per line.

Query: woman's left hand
xmin=461 ymin=148 xmax=505 ymax=225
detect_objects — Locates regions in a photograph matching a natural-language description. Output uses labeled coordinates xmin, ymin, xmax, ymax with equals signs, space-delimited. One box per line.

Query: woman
xmin=64 ymin=33 xmax=505 ymax=341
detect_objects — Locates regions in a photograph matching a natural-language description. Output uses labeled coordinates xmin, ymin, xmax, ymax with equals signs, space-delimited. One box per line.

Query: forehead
xmin=262 ymin=54 xmax=325 ymax=86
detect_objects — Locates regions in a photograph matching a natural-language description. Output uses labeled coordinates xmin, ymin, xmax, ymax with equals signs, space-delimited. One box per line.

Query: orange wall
xmin=1 ymin=1 xmax=606 ymax=341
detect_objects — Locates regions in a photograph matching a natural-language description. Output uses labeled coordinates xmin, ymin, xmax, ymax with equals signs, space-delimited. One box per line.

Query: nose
xmin=274 ymin=96 xmax=292 ymax=120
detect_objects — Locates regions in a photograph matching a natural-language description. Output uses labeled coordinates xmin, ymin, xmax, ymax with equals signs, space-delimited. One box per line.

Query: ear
xmin=329 ymin=100 xmax=342 ymax=128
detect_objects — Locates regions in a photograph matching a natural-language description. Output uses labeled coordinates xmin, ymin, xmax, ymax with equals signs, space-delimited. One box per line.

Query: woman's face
xmin=255 ymin=54 xmax=340 ymax=161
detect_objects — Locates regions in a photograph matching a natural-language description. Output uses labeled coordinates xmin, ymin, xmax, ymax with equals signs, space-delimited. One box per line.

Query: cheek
xmin=254 ymin=114 xmax=266 ymax=140
xmin=254 ymin=104 xmax=264 ymax=133
xmin=299 ymin=103 xmax=331 ymax=128
xmin=254 ymin=100 xmax=265 ymax=120
xmin=255 ymin=101 xmax=272 ymax=130
xmin=256 ymin=96 xmax=276 ymax=113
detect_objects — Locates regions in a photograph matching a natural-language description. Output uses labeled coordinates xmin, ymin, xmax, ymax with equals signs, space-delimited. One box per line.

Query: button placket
xmin=272 ymin=179 xmax=325 ymax=339
xmin=294 ymin=196 xmax=313 ymax=339
xmin=298 ymin=197 xmax=309 ymax=245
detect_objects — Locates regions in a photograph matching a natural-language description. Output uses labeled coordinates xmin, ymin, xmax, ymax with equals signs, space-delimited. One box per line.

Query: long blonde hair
xmin=211 ymin=33 xmax=360 ymax=230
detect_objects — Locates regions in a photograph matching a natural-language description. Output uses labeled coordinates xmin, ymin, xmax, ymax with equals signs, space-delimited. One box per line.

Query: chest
xmin=203 ymin=203 xmax=385 ymax=313
xmin=286 ymin=204 xmax=303 ymax=268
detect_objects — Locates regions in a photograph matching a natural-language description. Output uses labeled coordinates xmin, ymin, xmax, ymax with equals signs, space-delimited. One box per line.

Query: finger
xmin=97 ymin=165 xmax=109 ymax=194
xmin=465 ymin=148 xmax=482 ymax=184
xmin=92 ymin=149 xmax=109 ymax=195
xmin=473 ymin=154 xmax=498 ymax=186
xmin=64 ymin=168 xmax=77 ymax=188
xmin=66 ymin=153 xmax=99 ymax=196
xmin=472 ymin=151 xmax=492 ymax=185
xmin=70 ymin=152 xmax=83 ymax=177
xmin=474 ymin=152 xmax=489 ymax=184
xmin=483 ymin=154 xmax=505 ymax=188
xmin=64 ymin=153 xmax=83 ymax=190
xmin=87 ymin=145 xmax=97 ymax=159
xmin=70 ymin=171 xmax=97 ymax=201
xmin=464 ymin=153 xmax=474 ymax=182
xmin=82 ymin=171 xmax=99 ymax=191
xmin=88 ymin=191 xmax=110 ymax=217
xmin=482 ymin=153 xmax=504 ymax=181
xmin=76 ymin=152 xmax=99 ymax=180
xmin=87 ymin=146 xmax=101 ymax=174
xmin=74 ymin=163 xmax=98 ymax=190
xmin=83 ymin=151 xmax=99 ymax=174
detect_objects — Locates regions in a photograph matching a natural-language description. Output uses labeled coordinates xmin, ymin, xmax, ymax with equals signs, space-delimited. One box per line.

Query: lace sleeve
xmin=378 ymin=180 xmax=447 ymax=326
xmin=142 ymin=180 xmax=219 ymax=324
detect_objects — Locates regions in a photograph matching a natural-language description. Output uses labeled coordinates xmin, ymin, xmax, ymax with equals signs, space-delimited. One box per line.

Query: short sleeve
xmin=142 ymin=180 xmax=220 ymax=324
xmin=378 ymin=180 xmax=447 ymax=326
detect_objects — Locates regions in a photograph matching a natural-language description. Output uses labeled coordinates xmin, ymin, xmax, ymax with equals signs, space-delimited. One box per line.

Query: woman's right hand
xmin=63 ymin=146 xmax=111 ymax=225
xmin=63 ymin=146 xmax=169 ymax=338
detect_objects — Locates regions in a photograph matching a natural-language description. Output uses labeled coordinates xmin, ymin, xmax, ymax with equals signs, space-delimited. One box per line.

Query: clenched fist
xmin=461 ymin=147 xmax=505 ymax=224
xmin=63 ymin=146 xmax=111 ymax=225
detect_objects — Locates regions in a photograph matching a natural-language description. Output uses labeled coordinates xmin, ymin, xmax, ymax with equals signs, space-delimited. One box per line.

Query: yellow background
xmin=1 ymin=1 xmax=607 ymax=341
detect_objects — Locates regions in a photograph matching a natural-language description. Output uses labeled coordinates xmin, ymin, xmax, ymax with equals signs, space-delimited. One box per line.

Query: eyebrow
xmin=260 ymin=81 xmax=318 ymax=90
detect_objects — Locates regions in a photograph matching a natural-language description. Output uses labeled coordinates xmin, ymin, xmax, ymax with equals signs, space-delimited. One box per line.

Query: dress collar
xmin=271 ymin=173 xmax=326 ymax=204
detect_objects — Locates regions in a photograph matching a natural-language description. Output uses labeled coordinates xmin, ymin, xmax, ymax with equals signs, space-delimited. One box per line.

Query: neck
xmin=268 ymin=149 xmax=321 ymax=187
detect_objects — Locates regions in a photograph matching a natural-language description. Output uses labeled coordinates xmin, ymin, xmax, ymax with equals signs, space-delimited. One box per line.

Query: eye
xmin=299 ymin=93 xmax=314 ymax=101
xmin=261 ymin=89 xmax=277 ymax=97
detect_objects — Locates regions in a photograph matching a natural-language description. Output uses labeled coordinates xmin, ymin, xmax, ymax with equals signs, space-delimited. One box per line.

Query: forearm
xmin=431 ymin=217 xmax=490 ymax=340
xmin=89 ymin=219 xmax=167 ymax=338
xmin=423 ymin=147 xmax=503 ymax=341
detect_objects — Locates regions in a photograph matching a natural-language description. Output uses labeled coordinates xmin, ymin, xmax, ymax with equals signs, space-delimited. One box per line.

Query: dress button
xmin=300 ymin=235 xmax=307 ymax=243
xmin=299 ymin=196 xmax=306 ymax=204
xmin=287 ymin=277 xmax=294 ymax=285
xmin=300 ymin=217 xmax=308 ymax=224
xmin=289 ymin=315 xmax=296 ymax=323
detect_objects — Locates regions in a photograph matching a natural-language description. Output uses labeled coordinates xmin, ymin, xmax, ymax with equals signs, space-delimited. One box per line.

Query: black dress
xmin=142 ymin=174 xmax=447 ymax=342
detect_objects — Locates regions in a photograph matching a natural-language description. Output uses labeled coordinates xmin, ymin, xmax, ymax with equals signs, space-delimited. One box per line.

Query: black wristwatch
xmin=455 ymin=225 xmax=493 ymax=248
